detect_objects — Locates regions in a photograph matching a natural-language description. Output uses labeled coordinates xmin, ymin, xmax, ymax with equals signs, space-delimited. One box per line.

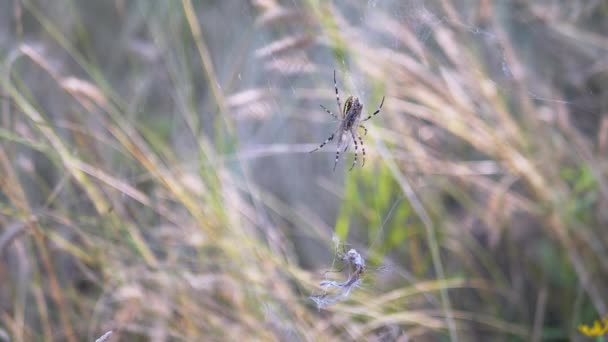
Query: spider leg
xmin=361 ymin=96 xmax=385 ymax=122
xmin=342 ymin=137 xmax=350 ymax=152
xmin=334 ymin=69 xmax=341 ymax=114
xmin=349 ymin=130 xmax=358 ymax=171
xmin=358 ymin=124 xmax=368 ymax=136
xmin=310 ymin=132 xmax=335 ymax=153
xmin=333 ymin=141 xmax=342 ymax=172
xmin=320 ymin=104 xmax=339 ymax=120
xmin=357 ymin=134 xmax=366 ymax=167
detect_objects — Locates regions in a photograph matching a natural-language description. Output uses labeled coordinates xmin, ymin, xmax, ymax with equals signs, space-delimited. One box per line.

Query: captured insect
xmin=310 ymin=248 xmax=365 ymax=309
xmin=310 ymin=236 xmax=392 ymax=310
xmin=310 ymin=70 xmax=385 ymax=171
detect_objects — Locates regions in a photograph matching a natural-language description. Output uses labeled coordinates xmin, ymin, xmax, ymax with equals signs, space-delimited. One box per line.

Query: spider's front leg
xmin=334 ymin=69 xmax=341 ymax=114
xmin=320 ymin=105 xmax=339 ymax=120
xmin=361 ymin=96 xmax=385 ymax=122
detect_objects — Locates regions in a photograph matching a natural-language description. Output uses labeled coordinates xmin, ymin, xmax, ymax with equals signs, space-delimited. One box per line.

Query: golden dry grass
xmin=1 ymin=0 xmax=607 ymax=341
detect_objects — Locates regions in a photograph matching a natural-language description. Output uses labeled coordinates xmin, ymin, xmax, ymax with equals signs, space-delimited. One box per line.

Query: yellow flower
xmin=579 ymin=318 xmax=608 ymax=337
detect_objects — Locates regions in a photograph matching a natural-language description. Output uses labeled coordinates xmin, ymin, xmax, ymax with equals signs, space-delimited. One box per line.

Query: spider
xmin=310 ymin=70 xmax=385 ymax=171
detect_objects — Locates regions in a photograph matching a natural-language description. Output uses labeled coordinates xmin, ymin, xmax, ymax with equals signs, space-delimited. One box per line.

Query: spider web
xmin=310 ymin=196 xmax=418 ymax=309
xmin=353 ymin=0 xmax=601 ymax=115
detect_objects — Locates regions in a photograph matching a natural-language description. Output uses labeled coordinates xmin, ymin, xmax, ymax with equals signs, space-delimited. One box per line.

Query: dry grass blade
xmin=0 ymin=216 xmax=36 ymax=255
xmin=94 ymin=330 xmax=113 ymax=342
xmin=255 ymin=35 xmax=315 ymax=58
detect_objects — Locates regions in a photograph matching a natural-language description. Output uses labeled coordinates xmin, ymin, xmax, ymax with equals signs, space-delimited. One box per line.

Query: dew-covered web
xmin=246 ymin=0 xmax=605 ymax=313
xmin=237 ymin=0 xmax=601 ymax=171
xmin=358 ymin=0 xmax=598 ymax=112
xmin=304 ymin=0 xmax=605 ymax=310
xmin=389 ymin=1 xmax=443 ymax=46
xmin=310 ymin=197 xmax=421 ymax=310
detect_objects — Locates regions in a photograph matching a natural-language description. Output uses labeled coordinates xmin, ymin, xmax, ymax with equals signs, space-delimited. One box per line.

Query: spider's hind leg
xmin=357 ymin=134 xmax=366 ymax=167
xmin=310 ymin=133 xmax=335 ymax=153
xmin=342 ymin=138 xmax=350 ymax=153
xmin=358 ymin=124 xmax=368 ymax=136
xmin=333 ymin=143 xmax=342 ymax=172
xmin=349 ymin=130 xmax=358 ymax=171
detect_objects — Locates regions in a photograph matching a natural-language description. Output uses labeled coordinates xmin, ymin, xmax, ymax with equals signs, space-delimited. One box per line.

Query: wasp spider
xmin=310 ymin=70 xmax=385 ymax=171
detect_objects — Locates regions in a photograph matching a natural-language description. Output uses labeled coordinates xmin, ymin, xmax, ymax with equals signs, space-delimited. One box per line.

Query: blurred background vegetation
xmin=0 ymin=0 xmax=607 ymax=341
